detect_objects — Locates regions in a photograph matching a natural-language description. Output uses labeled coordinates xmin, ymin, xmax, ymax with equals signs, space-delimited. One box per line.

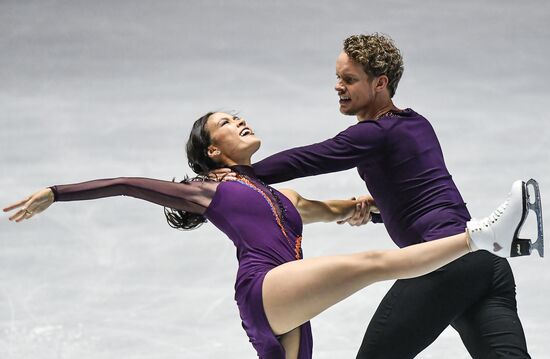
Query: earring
xmin=214 ymin=150 xmax=221 ymax=155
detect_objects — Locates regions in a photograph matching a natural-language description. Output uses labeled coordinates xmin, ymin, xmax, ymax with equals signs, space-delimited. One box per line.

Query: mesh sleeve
xmin=50 ymin=177 xmax=218 ymax=215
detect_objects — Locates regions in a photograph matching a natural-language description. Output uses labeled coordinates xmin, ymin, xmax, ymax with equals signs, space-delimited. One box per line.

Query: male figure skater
xmin=219 ymin=33 xmax=531 ymax=358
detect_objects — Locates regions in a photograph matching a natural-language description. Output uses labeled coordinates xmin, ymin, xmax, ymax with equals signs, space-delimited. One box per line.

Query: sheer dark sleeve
xmin=49 ymin=177 xmax=218 ymax=215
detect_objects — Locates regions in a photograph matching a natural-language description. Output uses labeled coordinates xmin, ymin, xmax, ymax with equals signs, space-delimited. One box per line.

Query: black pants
xmin=357 ymin=251 xmax=530 ymax=359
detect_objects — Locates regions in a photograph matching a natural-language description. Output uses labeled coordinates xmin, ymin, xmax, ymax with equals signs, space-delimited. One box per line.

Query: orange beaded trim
xmin=295 ymin=236 xmax=302 ymax=260
xmin=237 ymin=176 xmax=303 ymax=260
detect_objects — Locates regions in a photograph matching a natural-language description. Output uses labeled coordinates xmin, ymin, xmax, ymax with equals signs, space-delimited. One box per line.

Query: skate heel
xmin=511 ymin=238 xmax=532 ymax=257
xmin=526 ymin=179 xmax=544 ymax=257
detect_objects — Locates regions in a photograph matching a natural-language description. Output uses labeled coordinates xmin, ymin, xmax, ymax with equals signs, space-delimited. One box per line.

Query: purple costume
xmin=251 ymin=108 xmax=532 ymax=358
xmin=50 ymin=165 xmax=313 ymax=359
xmin=253 ymin=108 xmax=471 ymax=246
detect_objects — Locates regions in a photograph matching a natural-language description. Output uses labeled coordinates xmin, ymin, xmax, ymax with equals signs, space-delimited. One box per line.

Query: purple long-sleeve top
xmin=253 ymin=108 xmax=471 ymax=248
xmin=49 ymin=167 xmax=313 ymax=358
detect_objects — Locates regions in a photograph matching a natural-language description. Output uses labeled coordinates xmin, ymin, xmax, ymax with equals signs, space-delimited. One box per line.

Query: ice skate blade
xmin=526 ymin=179 xmax=544 ymax=257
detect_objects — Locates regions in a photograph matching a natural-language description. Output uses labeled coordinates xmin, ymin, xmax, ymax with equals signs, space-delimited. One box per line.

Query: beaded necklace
xmin=236 ymin=175 xmax=302 ymax=260
xmin=373 ymin=108 xmax=403 ymax=121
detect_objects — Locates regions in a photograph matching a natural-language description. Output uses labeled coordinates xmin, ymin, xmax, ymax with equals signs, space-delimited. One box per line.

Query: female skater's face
xmin=205 ymin=112 xmax=261 ymax=166
xmin=335 ymin=51 xmax=378 ymax=120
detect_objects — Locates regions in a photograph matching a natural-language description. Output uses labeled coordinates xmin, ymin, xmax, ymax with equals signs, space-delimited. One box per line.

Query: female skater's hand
xmin=3 ymin=188 xmax=54 ymax=222
xmin=208 ymin=168 xmax=237 ymax=182
xmin=337 ymin=195 xmax=378 ymax=226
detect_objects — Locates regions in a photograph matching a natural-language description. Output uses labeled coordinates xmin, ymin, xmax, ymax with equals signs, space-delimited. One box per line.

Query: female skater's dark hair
xmin=164 ymin=111 xmax=224 ymax=230
xmin=186 ymin=111 xmax=220 ymax=176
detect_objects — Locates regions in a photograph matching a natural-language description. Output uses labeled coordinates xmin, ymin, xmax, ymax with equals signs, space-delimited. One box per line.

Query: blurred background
xmin=1 ymin=0 xmax=548 ymax=358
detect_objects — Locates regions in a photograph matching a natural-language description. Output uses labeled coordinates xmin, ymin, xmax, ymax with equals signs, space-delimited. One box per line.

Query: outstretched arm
xmin=253 ymin=121 xmax=386 ymax=184
xmin=3 ymin=177 xmax=218 ymax=222
xmin=279 ymin=189 xmax=375 ymax=225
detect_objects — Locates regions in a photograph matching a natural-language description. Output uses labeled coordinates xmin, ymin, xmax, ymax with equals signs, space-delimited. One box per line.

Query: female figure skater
xmin=3 ymin=112 xmax=536 ymax=359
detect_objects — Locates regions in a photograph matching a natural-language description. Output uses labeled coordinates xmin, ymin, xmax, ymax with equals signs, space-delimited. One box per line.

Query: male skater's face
xmin=335 ymin=51 xmax=377 ymax=120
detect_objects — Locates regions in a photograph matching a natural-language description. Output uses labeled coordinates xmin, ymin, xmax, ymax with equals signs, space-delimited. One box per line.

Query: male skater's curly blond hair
xmin=343 ymin=33 xmax=404 ymax=98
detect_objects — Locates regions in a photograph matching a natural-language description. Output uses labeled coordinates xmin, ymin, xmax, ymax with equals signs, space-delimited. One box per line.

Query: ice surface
xmin=1 ymin=1 xmax=549 ymax=358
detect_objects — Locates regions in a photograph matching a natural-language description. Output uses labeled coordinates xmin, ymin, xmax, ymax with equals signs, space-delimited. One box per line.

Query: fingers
xmin=362 ymin=211 xmax=372 ymax=225
xmin=336 ymin=196 xmax=377 ymax=227
xmin=342 ymin=200 xmax=372 ymax=227
xmin=360 ymin=201 xmax=369 ymax=220
xmin=3 ymin=196 xmax=31 ymax=212
xmin=207 ymin=172 xmax=222 ymax=181
xmin=207 ymin=169 xmax=228 ymax=181
xmin=345 ymin=202 xmax=362 ymax=226
xmin=350 ymin=203 xmax=362 ymax=225
xmin=5 ymin=188 xmax=54 ymax=223
xmin=207 ymin=169 xmax=237 ymax=182
xmin=8 ymin=206 xmax=35 ymax=222
xmin=352 ymin=201 xmax=370 ymax=226
xmin=5 ymin=197 xmax=36 ymax=223
xmin=220 ymin=172 xmax=238 ymax=181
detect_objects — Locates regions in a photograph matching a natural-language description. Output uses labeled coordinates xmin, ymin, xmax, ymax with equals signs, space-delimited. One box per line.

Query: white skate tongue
xmin=467 ymin=218 xmax=480 ymax=251
xmin=468 ymin=230 xmax=479 ymax=252
xmin=468 ymin=237 xmax=479 ymax=251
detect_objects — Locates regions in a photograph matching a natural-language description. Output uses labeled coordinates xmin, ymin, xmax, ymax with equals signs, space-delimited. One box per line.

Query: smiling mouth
xmin=239 ymin=128 xmax=254 ymax=137
xmin=339 ymin=95 xmax=351 ymax=105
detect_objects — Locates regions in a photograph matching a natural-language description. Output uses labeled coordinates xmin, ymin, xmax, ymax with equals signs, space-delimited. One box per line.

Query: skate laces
xmin=478 ymin=193 xmax=510 ymax=229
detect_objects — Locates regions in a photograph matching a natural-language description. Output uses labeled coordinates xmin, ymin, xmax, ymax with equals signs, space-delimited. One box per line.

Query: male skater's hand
xmin=208 ymin=168 xmax=237 ymax=182
xmin=337 ymin=195 xmax=378 ymax=226
xmin=3 ymin=188 xmax=55 ymax=222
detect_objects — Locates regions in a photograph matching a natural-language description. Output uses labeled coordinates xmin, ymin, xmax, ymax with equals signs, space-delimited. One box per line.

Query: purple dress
xmin=50 ymin=165 xmax=313 ymax=359
xmin=253 ymin=108 xmax=471 ymax=247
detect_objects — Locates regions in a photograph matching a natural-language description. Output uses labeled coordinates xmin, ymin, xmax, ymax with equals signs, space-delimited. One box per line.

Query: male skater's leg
xmin=356 ymin=251 xmax=512 ymax=358
xmin=452 ymin=255 xmax=530 ymax=358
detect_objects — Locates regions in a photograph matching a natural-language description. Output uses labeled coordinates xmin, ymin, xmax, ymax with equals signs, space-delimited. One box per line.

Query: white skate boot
xmin=467 ymin=179 xmax=544 ymax=258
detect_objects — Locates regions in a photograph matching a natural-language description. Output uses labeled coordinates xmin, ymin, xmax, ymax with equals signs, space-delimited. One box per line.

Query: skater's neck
xmin=357 ymin=99 xmax=400 ymax=122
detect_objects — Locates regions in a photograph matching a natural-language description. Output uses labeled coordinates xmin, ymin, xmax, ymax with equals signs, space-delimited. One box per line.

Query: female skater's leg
xmin=263 ymin=232 xmax=470 ymax=335
xmin=279 ymin=327 xmax=301 ymax=359
xmin=267 ymin=178 xmax=535 ymax=338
